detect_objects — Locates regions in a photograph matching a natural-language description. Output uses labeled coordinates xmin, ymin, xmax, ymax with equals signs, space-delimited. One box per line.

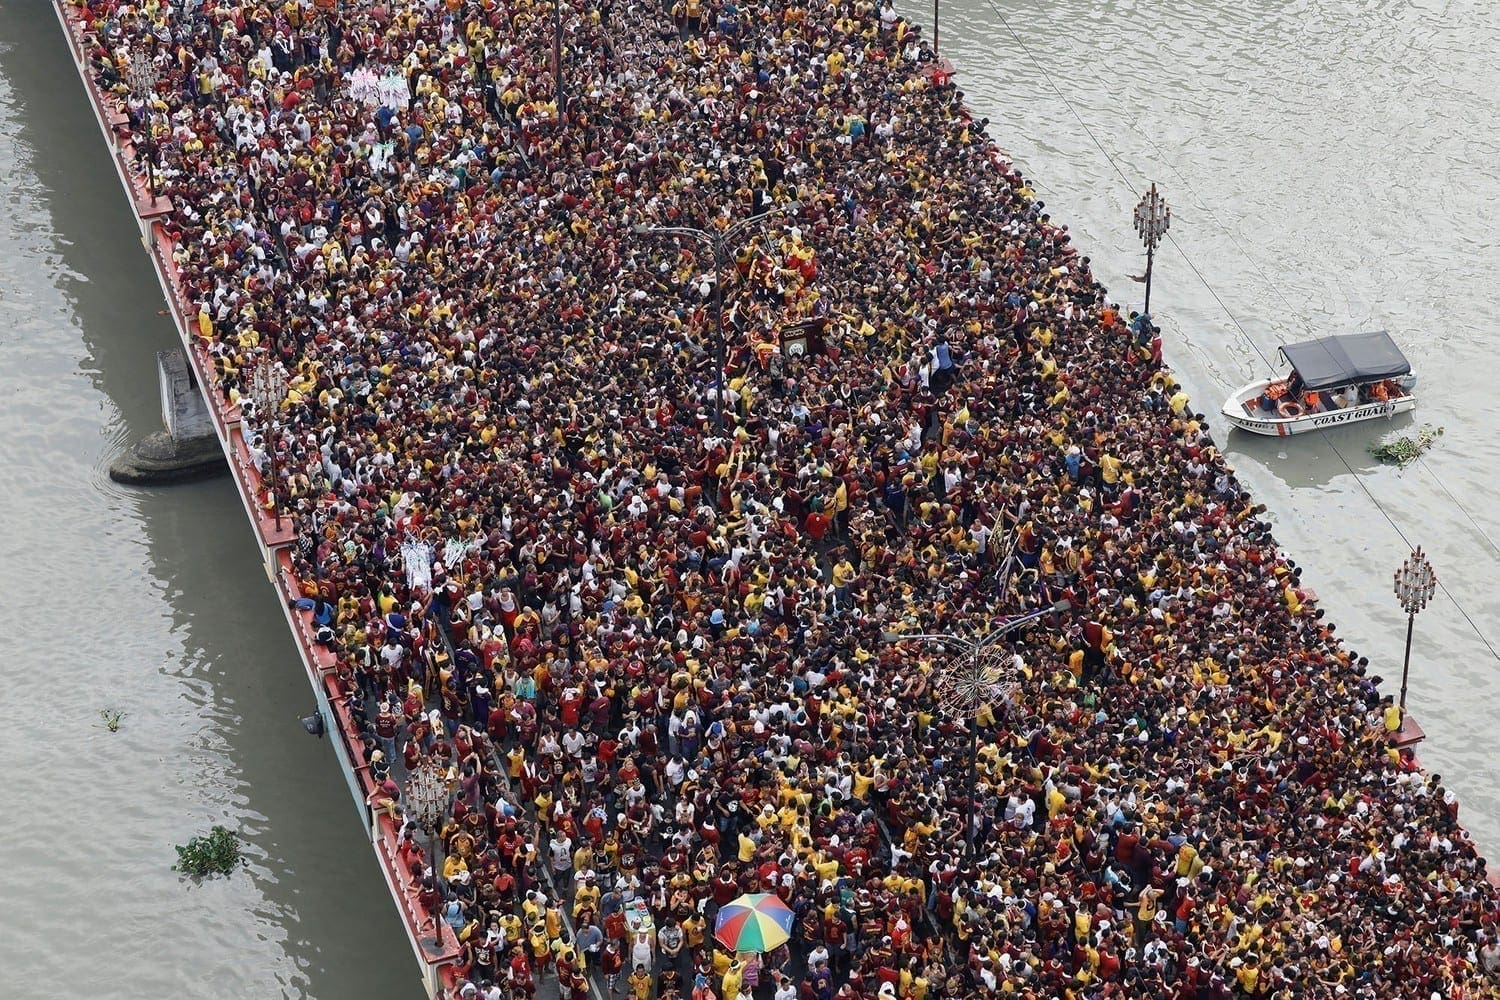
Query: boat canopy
xmin=1279 ymin=331 xmax=1411 ymax=391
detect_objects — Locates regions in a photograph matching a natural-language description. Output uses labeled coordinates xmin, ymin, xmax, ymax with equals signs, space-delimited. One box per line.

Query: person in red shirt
xmin=1174 ymin=890 xmax=1195 ymax=933
xmin=804 ymin=505 xmax=831 ymax=541
xmin=560 ymin=685 xmax=584 ymax=727
xmin=507 ymin=948 xmax=535 ymax=999
xmin=603 ymin=906 xmax=627 ymax=944
xmin=597 ymin=736 xmax=621 ymax=769
xmin=1097 ymin=942 xmax=1121 ymax=979
xmin=492 ymin=868 xmax=516 ymax=901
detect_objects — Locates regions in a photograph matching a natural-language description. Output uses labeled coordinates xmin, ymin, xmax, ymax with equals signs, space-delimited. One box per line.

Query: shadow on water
xmin=1218 ymin=412 xmax=1412 ymax=492
xmin=0 ymin=13 xmax=413 ymax=999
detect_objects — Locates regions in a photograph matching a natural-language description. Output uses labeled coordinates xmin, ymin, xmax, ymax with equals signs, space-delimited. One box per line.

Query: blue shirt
xmin=575 ymin=924 xmax=603 ymax=953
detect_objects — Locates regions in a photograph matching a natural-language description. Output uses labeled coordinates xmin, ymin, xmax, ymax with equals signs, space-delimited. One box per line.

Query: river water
xmin=1 ymin=1 xmax=1496 ymax=997
xmin=0 ymin=9 xmax=414 ymax=999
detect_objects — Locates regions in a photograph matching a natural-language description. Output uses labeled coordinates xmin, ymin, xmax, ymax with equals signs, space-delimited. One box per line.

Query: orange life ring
xmin=1277 ymin=400 xmax=1304 ymax=418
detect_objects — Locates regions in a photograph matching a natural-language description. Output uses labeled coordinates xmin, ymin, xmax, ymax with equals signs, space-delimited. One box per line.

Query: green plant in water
xmin=1370 ymin=425 xmax=1443 ymax=468
xmin=173 ymin=825 xmax=245 ymax=877
xmin=98 ymin=708 xmax=123 ymax=732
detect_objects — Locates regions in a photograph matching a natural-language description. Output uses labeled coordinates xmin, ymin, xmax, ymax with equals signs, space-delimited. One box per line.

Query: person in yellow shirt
xmin=720 ymin=957 xmax=745 ymax=999
xmin=1100 ymin=451 xmax=1123 ymax=487
xmin=682 ymin=911 xmax=706 ymax=952
xmin=627 ymin=963 xmax=652 ymax=1000
xmin=573 ymin=874 xmax=600 ymax=919
xmin=1175 ymin=842 xmax=1202 ymax=879
xmin=1232 ymin=955 xmax=1260 ymax=994
xmin=529 ymin=922 xmax=552 ymax=974
xmin=754 ymin=804 xmax=778 ymax=834
xmin=851 ymin=763 xmax=874 ymax=801
xmin=831 ymin=555 xmax=856 ymax=607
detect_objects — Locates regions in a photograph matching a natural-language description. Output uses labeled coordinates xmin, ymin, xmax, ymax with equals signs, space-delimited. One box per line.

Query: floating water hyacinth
xmin=1370 ymin=425 xmax=1443 ymax=468
xmin=173 ymin=825 xmax=245 ymax=878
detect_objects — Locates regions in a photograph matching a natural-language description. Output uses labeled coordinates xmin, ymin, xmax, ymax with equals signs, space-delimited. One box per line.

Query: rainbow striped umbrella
xmin=714 ymin=893 xmax=795 ymax=953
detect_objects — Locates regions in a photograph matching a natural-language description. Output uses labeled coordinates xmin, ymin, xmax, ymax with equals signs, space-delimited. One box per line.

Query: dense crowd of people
xmin=77 ymin=0 xmax=1500 ymax=996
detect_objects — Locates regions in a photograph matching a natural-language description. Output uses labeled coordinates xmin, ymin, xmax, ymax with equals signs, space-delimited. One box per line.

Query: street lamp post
xmin=123 ymin=49 xmax=160 ymax=199
xmin=1393 ymin=547 xmax=1437 ymax=726
xmin=305 ymin=498 xmax=327 ymax=594
xmin=405 ymin=755 xmax=453 ymax=947
xmin=1133 ymin=183 xmax=1170 ymax=316
xmin=894 ymin=600 xmax=1071 ymax=864
xmin=247 ymin=353 xmax=289 ymax=531
xmin=632 ymin=202 xmax=801 ymax=432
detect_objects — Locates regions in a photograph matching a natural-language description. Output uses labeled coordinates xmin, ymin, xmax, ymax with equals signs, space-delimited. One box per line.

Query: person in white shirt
xmin=548 ymin=832 xmax=573 ymax=875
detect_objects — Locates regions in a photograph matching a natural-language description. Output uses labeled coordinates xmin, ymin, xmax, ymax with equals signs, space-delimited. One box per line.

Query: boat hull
xmin=1220 ymin=382 xmax=1416 ymax=436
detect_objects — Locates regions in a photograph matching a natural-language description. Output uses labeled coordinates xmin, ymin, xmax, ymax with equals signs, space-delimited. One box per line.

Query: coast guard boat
xmin=1220 ymin=331 xmax=1417 ymax=437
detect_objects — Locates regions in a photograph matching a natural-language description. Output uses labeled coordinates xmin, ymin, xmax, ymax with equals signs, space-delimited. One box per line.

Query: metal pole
xmin=1143 ymin=242 xmax=1154 ymax=316
xmin=1134 ymin=184 xmax=1170 ymax=319
xmin=1392 ymin=547 xmax=1436 ymax=731
xmin=966 ymin=680 xmax=979 ymax=862
xmin=250 ymin=354 xmax=288 ymax=532
xmin=1399 ymin=610 xmax=1415 ymax=722
xmin=431 ymin=821 xmax=447 ymax=945
xmin=269 ymin=425 xmax=283 ymax=531
xmin=632 ymin=203 xmax=801 ymax=434
xmin=144 ymin=124 xmax=157 ymax=200
xmin=713 ymin=241 xmax=727 ymax=432
xmin=312 ymin=506 xmax=324 ymax=590
xmin=126 ymin=53 xmax=161 ymax=201
xmin=933 ymin=0 xmax=939 ymax=57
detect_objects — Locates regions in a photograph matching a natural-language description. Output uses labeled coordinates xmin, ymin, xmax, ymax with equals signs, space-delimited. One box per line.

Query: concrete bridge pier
xmin=109 ymin=348 xmax=227 ymax=484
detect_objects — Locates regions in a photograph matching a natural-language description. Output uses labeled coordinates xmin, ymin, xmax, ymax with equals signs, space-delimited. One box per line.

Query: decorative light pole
xmin=123 ymin=49 xmax=161 ymax=198
xmin=305 ymin=498 xmax=326 ymax=590
xmin=1393 ymin=547 xmax=1437 ymax=726
xmin=1133 ymin=183 xmax=1170 ymax=316
xmin=246 ymin=352 xmax=289 ymax=530
xmin=405 ymin=756 xmax=454 ymax=946
xmin=893 ymin=600 xmax=1070 ymax=864
xmin=632 ymin=201 xmax=802 ymax=431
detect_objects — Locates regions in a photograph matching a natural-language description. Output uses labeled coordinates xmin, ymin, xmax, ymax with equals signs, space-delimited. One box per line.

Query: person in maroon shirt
xmin=637 ymin=722 xmax=660 ymax=758
xmin=711 ymin=866 xmax=741 ymax=907
xmin=617 ymin=756 xmax=640 ymax=787
xmin=600 ymin=938 xmax=624 ymax=995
